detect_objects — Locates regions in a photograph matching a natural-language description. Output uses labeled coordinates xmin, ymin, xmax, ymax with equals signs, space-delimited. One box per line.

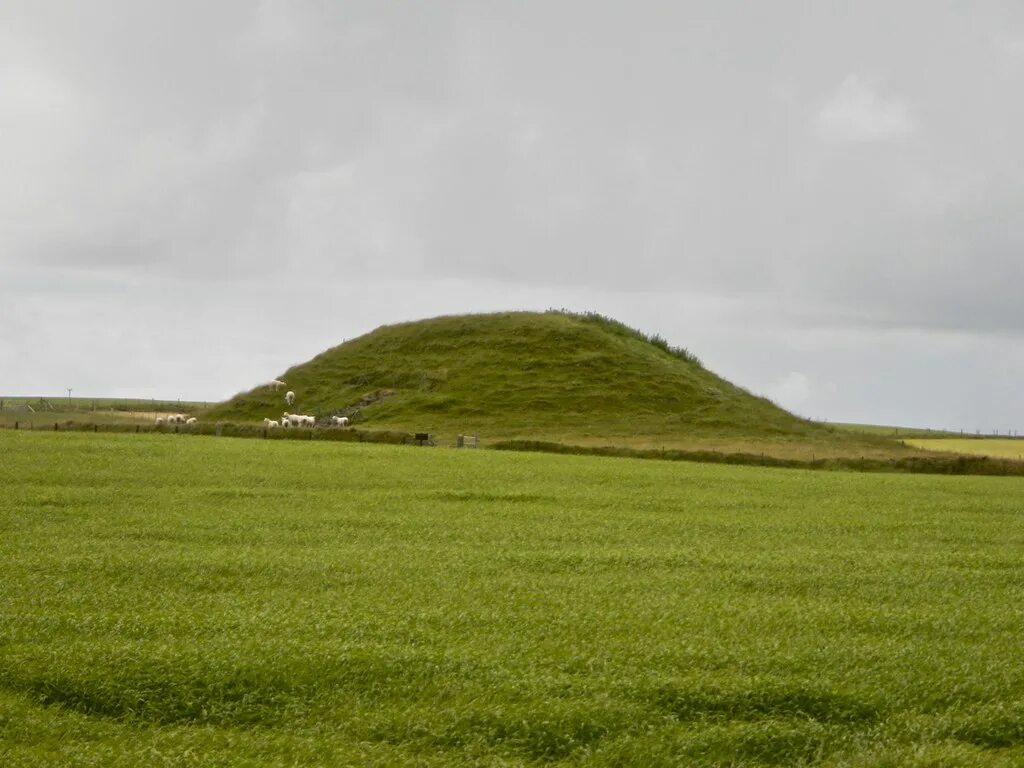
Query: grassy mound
xmin=206 ymin=311 xmax=904 ymax=457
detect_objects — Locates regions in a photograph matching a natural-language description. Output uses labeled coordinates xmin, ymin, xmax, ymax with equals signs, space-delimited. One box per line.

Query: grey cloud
xmin=4 ymin=1 xmax=1024 ymax=429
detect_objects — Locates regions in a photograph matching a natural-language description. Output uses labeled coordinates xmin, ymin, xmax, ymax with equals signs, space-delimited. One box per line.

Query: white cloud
xmin=815 ymin=75 xmax=914 ymax=142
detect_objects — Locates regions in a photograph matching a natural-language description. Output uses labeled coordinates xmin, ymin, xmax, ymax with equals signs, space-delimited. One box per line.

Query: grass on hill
xmin=205 ymin=311 xmax=918 ymax=460
xmin=3 ymin=431 xmax=1024 ymax=766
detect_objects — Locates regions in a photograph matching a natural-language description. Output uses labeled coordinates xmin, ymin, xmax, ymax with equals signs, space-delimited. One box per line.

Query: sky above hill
xmin=3 ymin=1 xmax=1023 ymax=431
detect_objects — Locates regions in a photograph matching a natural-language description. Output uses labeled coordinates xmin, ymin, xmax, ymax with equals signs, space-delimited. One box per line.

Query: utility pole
xmin=67 ymin=388 xmax=73 ymax=411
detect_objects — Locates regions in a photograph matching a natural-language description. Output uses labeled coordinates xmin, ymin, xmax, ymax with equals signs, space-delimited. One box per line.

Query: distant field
xmin=0 ymin=396 xmax=208 ymax=428
xmin=2 ymin=431 xmax=1024 ymax=766
xmin=906 ymin=438 xmax=1024 ymax=460
xmin=830 ymin=422 xmax=968 ymax=439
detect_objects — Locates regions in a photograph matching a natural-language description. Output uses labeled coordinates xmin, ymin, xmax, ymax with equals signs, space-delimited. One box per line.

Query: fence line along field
xmin=2 ymin=431 xmax=1024 ymax=766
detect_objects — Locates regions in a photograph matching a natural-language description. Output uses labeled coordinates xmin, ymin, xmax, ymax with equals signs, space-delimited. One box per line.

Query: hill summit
xmin=209 ymin=311 xmax=844 ymax=450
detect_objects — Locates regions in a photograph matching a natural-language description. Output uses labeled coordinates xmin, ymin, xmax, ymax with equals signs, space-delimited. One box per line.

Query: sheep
xmin=285 ymin=390 xmax=295 ymax=406
xmin=330 ymin=415 xmax=350 ymax=427
xmin=185 ymin=417 xmax=197 ymax=425
xmin=282 ymin=412 xmax=315 ymax=427
xmin=265 ymin=420 xmax=280 ymax=429
xmin=269 ymin=379 xmax=286 ymax=391
xmin=154 ymin=416 xmax=164 ymax=426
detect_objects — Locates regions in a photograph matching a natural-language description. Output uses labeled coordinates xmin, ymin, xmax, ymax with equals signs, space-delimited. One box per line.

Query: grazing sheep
xmin=269 ymin=379 xmax=286 ymax=391
xmin=185 ymin=417 xmax=197 ymax=425
xmin=330 ymin=415 xmax=350 ymax=427
xmin=285 ymin=390 xmax=295 ymax=406
xmin=154 ymin=417 xmax=164 ymax=426
xmin=266 ymin=420 xmax=280 ymax=429
xmin=283 ymin=412 xmax=302 ymax=427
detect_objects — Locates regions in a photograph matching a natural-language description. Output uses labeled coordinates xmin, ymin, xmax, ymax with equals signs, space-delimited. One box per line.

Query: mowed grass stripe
xmin=1 ymin=431 xmax=1024 ymax=766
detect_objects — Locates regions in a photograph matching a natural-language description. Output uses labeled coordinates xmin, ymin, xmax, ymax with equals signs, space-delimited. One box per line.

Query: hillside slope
xmin=207 ymin=311 xmax=903 ymax=457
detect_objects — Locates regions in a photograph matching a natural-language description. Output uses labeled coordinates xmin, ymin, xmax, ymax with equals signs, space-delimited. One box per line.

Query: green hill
xmin=207 ymin=311 xmax=908 ymax=458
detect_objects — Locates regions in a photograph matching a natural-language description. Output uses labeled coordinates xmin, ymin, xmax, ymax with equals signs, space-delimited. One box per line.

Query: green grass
xmin=0 ymin=397 xmax=207 ymax=428
xmin=0 ymin=396 xmax=208 ymax=412
xmin=831 ymin=423 xmax=979 ymax=439
xmin=3 ymin=431 xmax=1024 ymax=766
xmin=204 ymin=311 xmax=912 ymax=460
xmin=906 ymin=438 xmax=1024 ymax=460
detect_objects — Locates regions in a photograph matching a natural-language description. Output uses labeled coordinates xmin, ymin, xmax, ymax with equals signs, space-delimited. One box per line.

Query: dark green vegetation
xmin=3 ymin=431 xmax=1024 ymax=766
xmin=207 ymin=311 xmax=918 ymax=460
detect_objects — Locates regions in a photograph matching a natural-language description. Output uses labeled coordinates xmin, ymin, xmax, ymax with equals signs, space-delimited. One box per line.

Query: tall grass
xmin=544 ymin=308 xmax=703 ymax=366
xmin=2 ymin=431 xmax=1024 ymax=765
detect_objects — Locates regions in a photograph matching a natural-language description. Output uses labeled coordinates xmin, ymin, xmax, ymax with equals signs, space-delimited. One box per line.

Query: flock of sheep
xmin=154 ymin=413 xmax=196 ymax=426
xmin=153 ymin=379 xmax=351 ymax=430
xmin=262 ymin=381 xmax=352 ymax=429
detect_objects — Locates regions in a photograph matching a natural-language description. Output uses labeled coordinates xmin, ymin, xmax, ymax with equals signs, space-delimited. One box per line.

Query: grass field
xmin=829 ymin=423 xmax=967 ymax=439
xmin=0 ymin=397 xmax=208 ymax=429
xmin=906 ymin=438 xmax=1024 ymax=460
xmin=3 ymin=431 xmax=1024 ymax=766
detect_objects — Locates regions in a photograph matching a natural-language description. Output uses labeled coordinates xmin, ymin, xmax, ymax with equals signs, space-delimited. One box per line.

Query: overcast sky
xmin=3 ymin=1 xmax=1023 ymax=431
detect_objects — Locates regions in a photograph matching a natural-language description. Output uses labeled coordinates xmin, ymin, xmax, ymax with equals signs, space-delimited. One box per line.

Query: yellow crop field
xmin=905 ymin=438 xmax=1024 ymax=460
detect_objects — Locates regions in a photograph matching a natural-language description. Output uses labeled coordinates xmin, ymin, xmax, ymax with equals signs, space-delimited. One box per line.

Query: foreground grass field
xmin=2 ymin=432 xmax=1024 ymax=766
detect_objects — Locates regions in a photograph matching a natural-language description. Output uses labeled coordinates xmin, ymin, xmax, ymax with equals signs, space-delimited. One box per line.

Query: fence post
xmin=14 ymin=421 xmax=17 ymax=430
xmin=54 ymin=422 xmax=58 ymax=431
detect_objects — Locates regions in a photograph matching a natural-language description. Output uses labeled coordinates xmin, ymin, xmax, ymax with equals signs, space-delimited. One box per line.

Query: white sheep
xmin=266 ymin=420 xmax=280 ymax=429
xmin=285 ymin=390 xmax=295 ymax=406
xmin=154 ymin=416 xmax=164 ymax=426
xmin=330 ymin=415 xmax=350 ymax=427
xmin=185 ymin=417 xmax=197 ymax=425
xmin=283 ymin=412 xmax=302 ymax=427
xmin=269 ymin=379 xmax=286 ymax=391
